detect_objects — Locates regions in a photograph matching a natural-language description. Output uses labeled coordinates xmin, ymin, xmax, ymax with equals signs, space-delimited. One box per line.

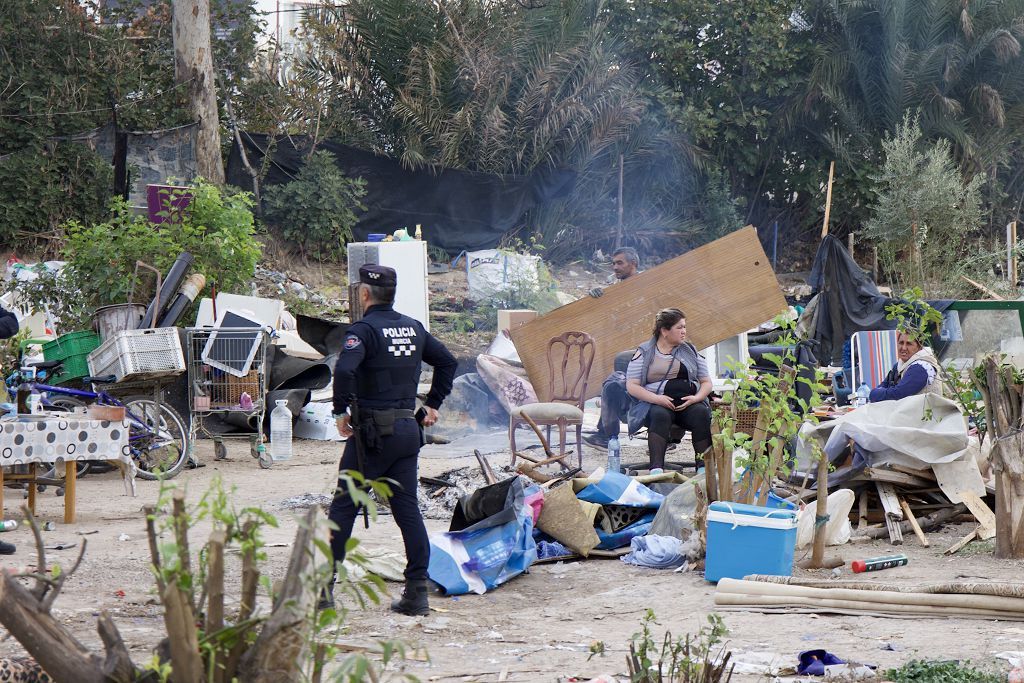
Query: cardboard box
xmin=497 ymin=309 xmax=537 ymax=333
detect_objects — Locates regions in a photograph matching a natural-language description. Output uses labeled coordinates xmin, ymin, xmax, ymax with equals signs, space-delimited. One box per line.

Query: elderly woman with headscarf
xmin=869 ymin=330 xmax=945 ymax=402
xmin=625 ymin=308 xmax=713 ymax=472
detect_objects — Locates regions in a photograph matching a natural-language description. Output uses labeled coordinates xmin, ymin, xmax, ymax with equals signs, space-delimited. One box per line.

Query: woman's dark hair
xmin=652 ymin=308 xmax=685 ymax=338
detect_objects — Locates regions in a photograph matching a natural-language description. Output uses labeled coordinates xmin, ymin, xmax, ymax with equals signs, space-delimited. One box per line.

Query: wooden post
xmin=615 ymin=154 xmax=624 ymax=250
xmin=172 ymin=0 xmax=225 ymax=184
xmin=979 ymin=355 xmax=1024 ymax=558
xmin=820 ymin=161 xmax=835 ymax=238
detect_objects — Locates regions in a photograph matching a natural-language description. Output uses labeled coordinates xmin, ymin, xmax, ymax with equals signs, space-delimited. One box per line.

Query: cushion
xmin=512 ymin=402 xmax=584 ymax=422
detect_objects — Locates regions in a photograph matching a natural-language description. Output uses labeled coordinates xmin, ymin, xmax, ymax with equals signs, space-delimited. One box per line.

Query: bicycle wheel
xmin=123 ymin=396 xmax=189 ymax=480
xmin=46 ymin=396 xmax=91 ymax=477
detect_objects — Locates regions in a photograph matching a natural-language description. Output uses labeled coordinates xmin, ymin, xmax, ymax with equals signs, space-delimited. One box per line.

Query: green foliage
xmin=885 ymin=659 xmax=1004 ymax=683
xmin=944 ymin=363 xmax=987 ymax=439
xmin=262 ymin=150 xmax=367 ymax=261
xmin=627 ymin=610 xmax=733 ymax=682
xmin=865 ymin=115 xmax=985 ymax=292
xmin=884 ymin=287 xmax=944 ymax=345
xmin=0 ymin=144 xmax=114 ymax=250
xmin=6 ymin=180 xmax=259 ymax=331
xmin=715 ymin=314 xmax=827 ymax=493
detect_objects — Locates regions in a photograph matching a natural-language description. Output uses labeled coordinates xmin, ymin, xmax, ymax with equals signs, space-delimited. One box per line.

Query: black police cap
xmin=359 ymin=264 xmax=398 ymax=287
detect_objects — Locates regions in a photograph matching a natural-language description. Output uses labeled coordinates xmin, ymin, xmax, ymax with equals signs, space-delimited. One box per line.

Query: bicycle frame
xmin=25 ymin=381 xmax=175 ymax=448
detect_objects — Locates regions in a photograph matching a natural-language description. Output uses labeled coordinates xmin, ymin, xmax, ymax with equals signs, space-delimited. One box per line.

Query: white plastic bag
xmin=796 ymin=488 xmax=855 ymax=548
xmin=466 ymin=249 xmax=541 ymax=302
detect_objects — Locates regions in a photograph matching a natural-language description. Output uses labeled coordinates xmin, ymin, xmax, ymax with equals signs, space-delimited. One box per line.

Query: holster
xmin=357 ymin=409 xmax=416 ymax=451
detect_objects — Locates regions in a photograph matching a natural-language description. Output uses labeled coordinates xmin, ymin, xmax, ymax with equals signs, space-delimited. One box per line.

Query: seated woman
xmin=868 ymin=331 xmax=944 ymax=402
xmin=625 ymin=308 xmax=713 ymax=472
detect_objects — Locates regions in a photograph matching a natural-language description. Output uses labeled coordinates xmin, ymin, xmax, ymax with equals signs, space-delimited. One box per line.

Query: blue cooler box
xmin=705 ymin=501 xmax=798 ymax=582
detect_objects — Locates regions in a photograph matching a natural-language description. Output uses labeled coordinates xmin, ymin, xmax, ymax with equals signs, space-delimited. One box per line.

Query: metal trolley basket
xmin=185 ymin=327 xmax=273 ymax=468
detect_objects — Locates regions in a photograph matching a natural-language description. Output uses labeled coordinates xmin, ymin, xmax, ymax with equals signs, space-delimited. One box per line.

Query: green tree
xmin=292 ymin=0 xmax=690 ymax=259
xmin=865 ymin=114 xmax=984 ymax=292
xmin=262 ymin=150 xmax=367 ymax=261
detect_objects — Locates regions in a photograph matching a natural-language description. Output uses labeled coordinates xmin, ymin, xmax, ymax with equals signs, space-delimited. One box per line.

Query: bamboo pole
xmin=820 ymin=161 xmax=835 ymax=238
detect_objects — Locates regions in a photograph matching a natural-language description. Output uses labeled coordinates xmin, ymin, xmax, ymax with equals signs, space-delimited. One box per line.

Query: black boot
xmin=316 ymin=580 xmax=335 ymax=611
xmin=390 ymin=580 xmax=430 ymax=616
xmin=0 ymin=540 xmax=14 ymax=555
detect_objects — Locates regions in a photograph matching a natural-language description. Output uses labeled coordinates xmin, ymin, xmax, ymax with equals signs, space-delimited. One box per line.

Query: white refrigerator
xmin=347 ymin=240 xmax=430 ymax=331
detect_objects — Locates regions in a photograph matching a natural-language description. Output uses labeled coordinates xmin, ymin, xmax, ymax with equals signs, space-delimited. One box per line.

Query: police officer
xmin=321 ymin=264 xmax=457 ymax=616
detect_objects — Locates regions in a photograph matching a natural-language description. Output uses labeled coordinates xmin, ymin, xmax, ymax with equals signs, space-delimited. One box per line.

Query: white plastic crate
xmin=87 ymin=327 xmax=186 ymax=382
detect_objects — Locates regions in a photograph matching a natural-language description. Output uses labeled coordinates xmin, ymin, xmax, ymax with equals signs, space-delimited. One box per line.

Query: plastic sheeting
xmin=797 ymin=394 xmax=970 ymax=471
xmin=227 ymin=133 xmax=576 ymax=254
xmin=576 ymin=471 xmax=664 ymax=508
xmin=620 ymin=534 xmax=688 ymax=569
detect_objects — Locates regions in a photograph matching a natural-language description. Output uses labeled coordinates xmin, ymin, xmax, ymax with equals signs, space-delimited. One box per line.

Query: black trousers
xmin=595 ymin=379 xmax=631 ymax=438
xmin=327 ymin=417 xmax=429 ymax=581
xmin=647 ymin=402 xmax=712 ymax=442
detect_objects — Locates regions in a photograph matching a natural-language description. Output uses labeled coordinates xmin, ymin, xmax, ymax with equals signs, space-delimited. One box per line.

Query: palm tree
xmin=803 ymin=0 xmax=1024 ymax=177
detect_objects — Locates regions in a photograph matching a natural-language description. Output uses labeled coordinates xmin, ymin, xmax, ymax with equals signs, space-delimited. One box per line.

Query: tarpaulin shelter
xmin=225 ymin=133 xmax=576 ymax=254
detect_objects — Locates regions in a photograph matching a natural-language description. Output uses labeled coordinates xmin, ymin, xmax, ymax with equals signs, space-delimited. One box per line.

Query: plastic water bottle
xmin=855 ymin=382 xmax=870 ymax=408
xmin=270 ymin=400 xmax=293 ymax=461
xmin=607 ymin=436 xmax=621 ymax=474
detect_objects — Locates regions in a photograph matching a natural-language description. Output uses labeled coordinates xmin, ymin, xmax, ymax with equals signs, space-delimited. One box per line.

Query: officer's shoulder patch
xmin=631 ymin=348 xmax=643 ymax=361
xmin=344 ymin=335 xmax=362 ymax=350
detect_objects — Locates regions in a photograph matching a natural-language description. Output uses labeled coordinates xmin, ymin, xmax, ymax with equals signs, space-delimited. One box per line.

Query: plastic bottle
xmin=607 ymin=436 xmax=621 ymax=474
xmin=851 ymin=553 xmax=908 ymax=573
xmin=415 ymin=224 xmax=423 ymax=240
xmin=855 ymin=382 xmax=870 ymax=408
xmin=0 ymin=520 xmax=17 ymax=532
xmin=270 ymin=400 xmax=293 ymax=461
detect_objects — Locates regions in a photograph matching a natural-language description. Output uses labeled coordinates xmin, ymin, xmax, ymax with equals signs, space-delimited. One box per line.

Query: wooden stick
xmin=900 ymin=498 xmax=930 ymax=547
xmin=207 ymin=530 xmax=226 ymax=641
xmin=945 ymin=528 xmax=980 ymax=555
xmin=519 ymin=413 xmax=557 ymax=460
xmin=820 ymin=161 xmax=835 ymax=238
xmin=858 ymin=489 xmax=869 ymax=531
xmin=810 ymin=450 xmax=829 ymax=567
xmin=961 ymin=275 xmax=1003 ymax=300
xmin=856 ymin=504 xmax=966 ymax=540
xmin=474 ymin=449 xmax=498 ymax=485
xmin=171 ymin=490 xmax=194 ymax=607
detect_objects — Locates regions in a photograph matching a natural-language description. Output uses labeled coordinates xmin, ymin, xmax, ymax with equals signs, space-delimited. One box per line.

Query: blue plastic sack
xmin=576 ymin=471 xmax=664 ymax=508
xmin=428 ymin=478 xmax=537 ymax=595
xmin=595 ymin=513 xmax=655 ymax=550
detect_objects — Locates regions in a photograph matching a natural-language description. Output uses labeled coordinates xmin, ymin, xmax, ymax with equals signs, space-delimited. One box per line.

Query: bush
xmin=0 ymin=143 xmax=113 ymax=249
xmin=262 ymin=150 xmax=367 ymax=261
xmin=7 ymin=179 xmax=260 ymax=331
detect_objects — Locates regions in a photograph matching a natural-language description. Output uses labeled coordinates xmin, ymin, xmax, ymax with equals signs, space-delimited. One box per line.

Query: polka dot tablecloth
xmin=0 ymin=417 xmax=132 ymax=467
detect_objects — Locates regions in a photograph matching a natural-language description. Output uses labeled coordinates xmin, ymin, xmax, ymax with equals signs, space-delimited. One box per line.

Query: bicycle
xmin=4 ymin=359 xmax=191 ymax=480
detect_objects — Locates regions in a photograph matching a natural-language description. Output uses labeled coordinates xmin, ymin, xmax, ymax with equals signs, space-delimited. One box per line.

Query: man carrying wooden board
xmin=583 ymin=247 xmax=642 ymax=449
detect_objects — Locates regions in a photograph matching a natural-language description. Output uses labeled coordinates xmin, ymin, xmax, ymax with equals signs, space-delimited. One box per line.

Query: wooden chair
xmin=509 ymin=331 xmax=595 ymax=469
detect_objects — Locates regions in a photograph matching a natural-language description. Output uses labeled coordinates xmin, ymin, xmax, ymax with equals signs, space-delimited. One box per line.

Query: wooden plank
xmin=858 ymin=489 xmax=869 ymax=531
xmin=510 ymin=227 xmax=786 ymax=401
xmin=889 ymin=464 xmax=937 ymax=481
xmin=899 ymin=498 xmax=930 ymax=547
xmin=876 ymin=482 xmax=904 ymax=545
xmin=959 ymin=490 xmax=996 ymax=540
xmin=945 ymin=527 xmax=979 ymax=555
xmin=865 ymin=468 xmax=934 ymax=489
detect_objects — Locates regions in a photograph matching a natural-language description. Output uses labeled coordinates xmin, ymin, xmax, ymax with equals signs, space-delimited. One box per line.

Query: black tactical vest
xmin=354 ymin=309 xmax=426 ymax=406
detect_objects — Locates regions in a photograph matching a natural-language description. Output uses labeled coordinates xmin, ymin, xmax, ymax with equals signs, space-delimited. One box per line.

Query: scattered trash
xmin=276 ymin=493 xmax=332 ymax=511
xmin=42 ymin=522 xmax=55 ymax=531
xmin=0 ymin=520 xmax=17 ymax=532
xmin=43 ymin=542 xmax=76 ymax=551
xmin=76 ymin=529 xmax=99 ymax=536
xmin=117 ymin=533 xmax=131 ymax=542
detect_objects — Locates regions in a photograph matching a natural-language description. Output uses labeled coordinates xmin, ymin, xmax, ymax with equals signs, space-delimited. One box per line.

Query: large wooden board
xmin=510 ymin=227 xmax=787 ymax=401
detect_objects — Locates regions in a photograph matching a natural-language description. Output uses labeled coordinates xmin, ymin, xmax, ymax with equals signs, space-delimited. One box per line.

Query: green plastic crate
xmin=42 ymin=331 xmax=101 ymax=386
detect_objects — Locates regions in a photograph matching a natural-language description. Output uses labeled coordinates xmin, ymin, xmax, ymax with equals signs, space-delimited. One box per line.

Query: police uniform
xmin=326 ymin=264 xmax=456 ymax=611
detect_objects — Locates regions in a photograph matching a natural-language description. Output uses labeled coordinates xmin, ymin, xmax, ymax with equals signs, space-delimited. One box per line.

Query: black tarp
xmin=806 ymin=236 xmax=897 ymax=364
xmin=226 ymin=133 xmax=577 ymax=254
xmin=805 ymin=236 xmax=953 ymax=364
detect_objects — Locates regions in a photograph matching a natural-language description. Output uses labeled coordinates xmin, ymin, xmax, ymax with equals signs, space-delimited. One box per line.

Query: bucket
xmin=93 ymin=303 xmax=147 ymax=342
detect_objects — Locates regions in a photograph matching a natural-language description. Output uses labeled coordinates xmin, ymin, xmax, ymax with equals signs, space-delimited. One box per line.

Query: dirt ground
xmin=0 ymin=432 xmax=1020 ymax=683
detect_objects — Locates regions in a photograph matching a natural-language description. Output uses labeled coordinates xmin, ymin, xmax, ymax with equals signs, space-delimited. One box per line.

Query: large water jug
xmin=270 ymin=399 xmax=293 ymax=461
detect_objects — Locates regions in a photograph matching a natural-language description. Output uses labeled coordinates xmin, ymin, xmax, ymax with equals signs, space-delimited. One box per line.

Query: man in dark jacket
xmin=0 ymin=305 xmax=17 ymax=340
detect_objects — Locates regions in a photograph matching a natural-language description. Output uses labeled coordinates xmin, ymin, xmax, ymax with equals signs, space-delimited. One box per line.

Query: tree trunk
xmin=172 ymin=0 xmax=225 ymax=185
xmin=981 ymin=355 xmax=1024 ymax=558
xmin=0 ymin=573 xmax=106 ymax=683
